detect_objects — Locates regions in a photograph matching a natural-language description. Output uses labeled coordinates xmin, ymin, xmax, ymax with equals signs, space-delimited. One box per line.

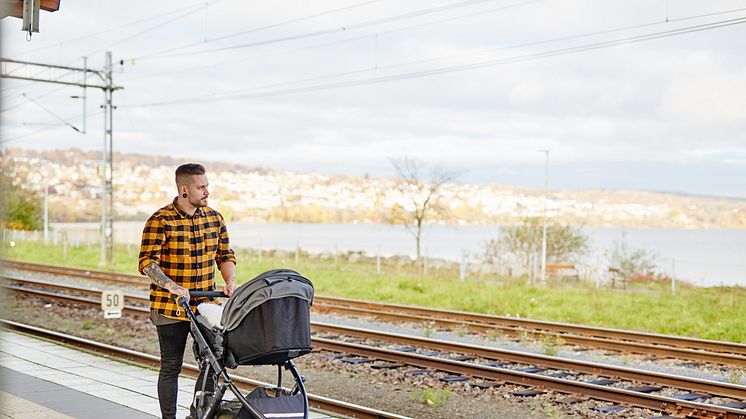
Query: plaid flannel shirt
xmin=138 ymin=198 xmax=236 ymax=320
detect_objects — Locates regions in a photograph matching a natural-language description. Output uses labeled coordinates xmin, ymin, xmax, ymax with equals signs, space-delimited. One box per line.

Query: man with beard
xmin=138 ymin=163 xmax=237 ymax=419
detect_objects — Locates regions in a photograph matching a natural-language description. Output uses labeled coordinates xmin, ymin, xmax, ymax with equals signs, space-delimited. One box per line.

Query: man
xmin=138 ymin=163 xmax=237 ymax=419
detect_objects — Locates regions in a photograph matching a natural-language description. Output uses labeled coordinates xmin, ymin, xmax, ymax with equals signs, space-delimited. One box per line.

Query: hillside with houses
xmin=4 ymin=148 xmax=745 ymax=228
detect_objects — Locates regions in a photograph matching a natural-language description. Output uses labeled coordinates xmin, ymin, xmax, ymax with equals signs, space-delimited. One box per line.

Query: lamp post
xmin=540 ymin=150 xmax=549 ymax=284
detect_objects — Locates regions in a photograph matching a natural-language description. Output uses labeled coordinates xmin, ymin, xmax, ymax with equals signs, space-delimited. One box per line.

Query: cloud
xmin=2 ymin=0 xmax=745 ymax=198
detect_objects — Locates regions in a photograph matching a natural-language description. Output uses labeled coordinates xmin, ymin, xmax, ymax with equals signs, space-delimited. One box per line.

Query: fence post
xmin=424 ymin=247 xmax=429 ymax=276
xmin=460 ymin=249 xmax=468 ymax=281
xmin=671 ymin=258 xmax=676 ymax=296
xmin=295 ymin=242 xmax=300 ymax=265
xmin=376 ymin=245 xmax=381 ymax=274
xmin=62 ymin=232 xmax=68 ymax=261
xmin=334 ymin=243 xmax=338 ymax=266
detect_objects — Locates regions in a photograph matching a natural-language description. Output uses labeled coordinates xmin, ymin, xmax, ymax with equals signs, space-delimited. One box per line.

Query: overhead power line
xmin=79 ymin=3 xmax=212 ymax=58
xmin=121 ymin=5 xmax=746 ymax=96
xmin=131 ymin=0 xmax=507 ymax=61
xmin=131 ymin=0 xmax=389 ymax=60
xmin=118 ymin=0 xmax=541 ymax=83
xmin=21 ymin=93 xmax=82 ymax=132
xmin=120 ymin=15 xmax=746 ymax=108
xmin=7 ymin=1 xmax=208 ymax=59
xmin=0 ymin=1 xmax=209 ymax=95
xmin=0 ymin=109 xmax=103 ymax=144
xmin=0 ymin=85 xmax=70 ymax=113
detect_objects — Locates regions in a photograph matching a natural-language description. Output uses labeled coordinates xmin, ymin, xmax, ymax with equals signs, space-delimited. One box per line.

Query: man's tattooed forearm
xmin=144 ymin=263 xmax=174 ymax=289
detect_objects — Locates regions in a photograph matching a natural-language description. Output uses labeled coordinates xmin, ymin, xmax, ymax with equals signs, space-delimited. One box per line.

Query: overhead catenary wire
xmin=0 ymin=1 xmax=210 ymax=95
xmin=21 ymin=93 xmax=82 ymax=132
xmin=78 ymin=3 xmax=213 ymax=59
xmin=5 ymin=1 xmax=209 ymax=60
xmin=0 ymin=85 xmax=71 ymax=113
xmin=129 ymin=0 xmax=508 ymax=61
xmin=0 ymin=109 xmax=103 ymax=145
xmin=148 ymin=5 xmax=746 ymax=99
xmin=117 ymin=0 xmax=542 ymax=83
xmin=131 ymin=0 xmax=389 ymax=61
xmin=119 ymin=15 xmax=746 ymax=108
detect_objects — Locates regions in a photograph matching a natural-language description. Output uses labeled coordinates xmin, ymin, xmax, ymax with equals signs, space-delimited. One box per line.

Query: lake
xmin=50 ymin=221 xmax=746 ymax=287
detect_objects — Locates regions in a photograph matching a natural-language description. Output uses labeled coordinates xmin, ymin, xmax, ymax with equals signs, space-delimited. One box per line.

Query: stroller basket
xmin=184 ymin=269 xmax=314 ymax=419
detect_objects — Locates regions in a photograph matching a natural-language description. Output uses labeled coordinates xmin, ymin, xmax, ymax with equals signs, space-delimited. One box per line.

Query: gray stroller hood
xmin=221 ymin=269 xmax=314 ymax=332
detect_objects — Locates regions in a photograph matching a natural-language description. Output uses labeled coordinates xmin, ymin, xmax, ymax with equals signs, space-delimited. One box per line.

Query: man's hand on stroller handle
xmin=223 ymin=280 xmax=236 ymax=297
xmin=166 ymin=282 xmax=190 ymax=301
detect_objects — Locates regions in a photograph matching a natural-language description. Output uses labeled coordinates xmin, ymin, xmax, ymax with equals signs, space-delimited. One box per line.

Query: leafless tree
xmin=388 ymin=157 xmax=458 ymax=260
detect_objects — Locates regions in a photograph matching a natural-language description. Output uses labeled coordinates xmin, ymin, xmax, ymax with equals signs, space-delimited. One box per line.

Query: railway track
xmin=0 ymin=319 xmax=409 ymax=419
xmin=2 ymin=275 xmax=745 ymax=418
xmin=3 ymin=260 xmax=745 ymax=367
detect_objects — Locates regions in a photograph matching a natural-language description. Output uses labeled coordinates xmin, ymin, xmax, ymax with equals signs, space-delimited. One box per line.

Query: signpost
xmin=101 ymin=290 xmax=124 ymax=319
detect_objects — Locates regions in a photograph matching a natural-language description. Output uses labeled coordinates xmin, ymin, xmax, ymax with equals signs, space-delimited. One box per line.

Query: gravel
xmin=2 ymin=268 xmax=743 ymax=418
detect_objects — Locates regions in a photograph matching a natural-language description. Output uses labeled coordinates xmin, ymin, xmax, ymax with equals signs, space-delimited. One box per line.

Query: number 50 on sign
xmin=101 ymin=290 xmax=124 ymax=319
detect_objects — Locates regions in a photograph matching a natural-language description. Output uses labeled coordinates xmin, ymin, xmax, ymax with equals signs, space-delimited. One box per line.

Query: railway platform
xmin=0 ymin=329 xmax=329 ymax=419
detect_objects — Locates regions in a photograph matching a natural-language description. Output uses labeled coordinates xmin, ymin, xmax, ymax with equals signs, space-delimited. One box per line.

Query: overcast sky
xmin=1 ymin=0 xmax=745 ymax=198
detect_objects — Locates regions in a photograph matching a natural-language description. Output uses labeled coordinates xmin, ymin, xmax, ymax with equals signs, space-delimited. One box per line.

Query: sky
xmin=1 ymin=0 xmax=745 ymax=198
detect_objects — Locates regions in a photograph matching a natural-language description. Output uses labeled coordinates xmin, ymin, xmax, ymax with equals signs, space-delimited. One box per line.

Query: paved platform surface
xmin=0 ymin=330 xmax=329 ymax=419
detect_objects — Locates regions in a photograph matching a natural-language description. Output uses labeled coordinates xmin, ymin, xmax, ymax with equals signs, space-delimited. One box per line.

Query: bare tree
xmin=388 ymin=157 xmax=458 ymax=260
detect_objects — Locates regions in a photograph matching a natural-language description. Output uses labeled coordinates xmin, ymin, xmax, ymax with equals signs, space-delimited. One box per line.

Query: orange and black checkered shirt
xmin=138 ymin=198 xmax=236 ymax=320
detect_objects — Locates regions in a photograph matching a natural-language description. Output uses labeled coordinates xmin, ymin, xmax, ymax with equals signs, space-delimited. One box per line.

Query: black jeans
xmin=156 ymin=321 xmax=214 ymax=419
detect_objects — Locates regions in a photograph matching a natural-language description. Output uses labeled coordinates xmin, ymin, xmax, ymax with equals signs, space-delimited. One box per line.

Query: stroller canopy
xmin=221 ymin=269 xmax=314 ymax=332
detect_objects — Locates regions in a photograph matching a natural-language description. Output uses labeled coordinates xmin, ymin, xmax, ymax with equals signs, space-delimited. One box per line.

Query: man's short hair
xmin=175 ymin=163 xmax=206 ymax=185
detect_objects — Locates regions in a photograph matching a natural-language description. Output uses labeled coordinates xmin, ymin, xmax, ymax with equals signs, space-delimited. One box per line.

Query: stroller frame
xmin=178 ymin=292 xmax=310 ymax=419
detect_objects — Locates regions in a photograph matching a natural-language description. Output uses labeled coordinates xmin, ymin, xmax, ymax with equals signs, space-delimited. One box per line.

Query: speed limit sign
xmin=101 ymin=290 xmax=124 ymax=319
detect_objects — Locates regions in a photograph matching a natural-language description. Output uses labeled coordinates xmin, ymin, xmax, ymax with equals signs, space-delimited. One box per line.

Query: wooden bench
xmin=546 ymin=263 xmax=579 ymax=280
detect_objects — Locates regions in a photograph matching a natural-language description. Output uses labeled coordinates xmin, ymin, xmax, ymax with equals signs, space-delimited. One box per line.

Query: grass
xmin=540 ymin=335 xmax=565 ymax=357
xmin=414 ymin=388 xmax=451 ymax=408
xmin=2 ymin=240 xmax=745 ymax=343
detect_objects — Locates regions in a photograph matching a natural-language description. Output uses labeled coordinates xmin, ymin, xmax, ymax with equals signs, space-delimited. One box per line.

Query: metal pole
xmin=82 ymin=56 xmax=87 ymax=134
xmin=43 ymin=181 xmax=49 ymax=244
xmin=100 ymin=51 xmax=114 ymax=266
xmin=540 ymin=150 xmax=549 ymax=285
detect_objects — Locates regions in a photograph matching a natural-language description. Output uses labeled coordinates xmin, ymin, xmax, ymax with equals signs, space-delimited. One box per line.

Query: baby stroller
xmin=179 ymin=269 xmax=314 ymax=419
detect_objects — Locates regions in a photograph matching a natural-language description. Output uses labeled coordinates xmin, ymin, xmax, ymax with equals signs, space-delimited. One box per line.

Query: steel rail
xmin=4 ymin=261 xmax=745 ymax=361
xmin=312 ymin=337 xmax=745 ymax=419
xmin=314 ymin=296 xmax=746 ymax=357
xmin=314 ymin=301 xmax=746 ymax=367
xmin=1 ymin=260 xmax=148 ymax=286
xmin=3 ymin=280 xmax=745 ymax=404
xmin=0 ymin=319 xmax=410 ymax=419
xmin=313 ymin=322 xmax=746 ymax=400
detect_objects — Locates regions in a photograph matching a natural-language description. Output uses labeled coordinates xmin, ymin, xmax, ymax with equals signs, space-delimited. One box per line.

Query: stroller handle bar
xmin=189 ymin=290 xmax=228 ymax=298
xmin=175 ymin=291 xmax=226 ymax=315
xmin=175 ymin=291 xmax=227 ymax=306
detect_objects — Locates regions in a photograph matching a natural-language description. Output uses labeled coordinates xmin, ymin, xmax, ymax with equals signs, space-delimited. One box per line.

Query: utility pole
xmin=540 ymin=150 xmax=549 ymax=285
xmin=100 ymin=51 xmax=114 ymax=267
xmin=1 ymin=53 xmax=122 ymax=266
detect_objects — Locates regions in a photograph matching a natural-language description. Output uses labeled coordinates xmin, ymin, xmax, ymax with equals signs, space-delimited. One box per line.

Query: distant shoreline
xmin=40 ymin=221 xmax=746 ymax=287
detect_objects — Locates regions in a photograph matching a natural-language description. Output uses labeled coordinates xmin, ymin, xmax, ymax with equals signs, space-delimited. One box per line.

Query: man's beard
xmin=189 ymin=196 xmax=208 ymax=207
